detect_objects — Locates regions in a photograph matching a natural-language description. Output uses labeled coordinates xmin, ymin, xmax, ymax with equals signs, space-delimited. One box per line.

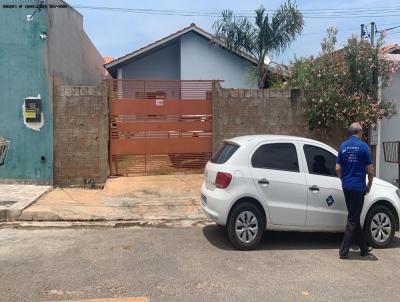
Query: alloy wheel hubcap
xmin=235 ymin=211 xmax=259 ymax=243
xmin=371 ymin=213 xmax=391 ymax=243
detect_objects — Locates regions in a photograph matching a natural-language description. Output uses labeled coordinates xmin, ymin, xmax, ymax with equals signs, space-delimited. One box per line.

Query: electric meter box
xmin=24 ymin=97 xmax=41 ymax=123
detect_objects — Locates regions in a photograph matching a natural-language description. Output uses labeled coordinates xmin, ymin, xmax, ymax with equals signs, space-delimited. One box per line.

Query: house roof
xmin=103 ymin=56 xmax=114 ymax=64
xmin=382 ymin=44 xmax=400 ymax=54
xmin=315 ymin=42 xmax=400 ymax=64
xmin=104 ymin=23 xmax=258 ymax=70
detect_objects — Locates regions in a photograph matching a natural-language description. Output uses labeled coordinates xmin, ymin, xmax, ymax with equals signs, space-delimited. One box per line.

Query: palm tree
xmin=213 ymin=1 xmax=304 ymax=88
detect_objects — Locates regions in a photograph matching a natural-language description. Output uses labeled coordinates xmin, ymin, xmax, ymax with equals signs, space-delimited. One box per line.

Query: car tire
xmin=364 ymin=205 xmax=396 ymax=248
xmin=227 ymin=202 xmax=265 ymax=250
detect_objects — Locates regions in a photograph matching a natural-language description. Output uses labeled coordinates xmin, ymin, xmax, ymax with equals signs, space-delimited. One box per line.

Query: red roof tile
xmin=103 ymin=56 xmax=114 ymax=64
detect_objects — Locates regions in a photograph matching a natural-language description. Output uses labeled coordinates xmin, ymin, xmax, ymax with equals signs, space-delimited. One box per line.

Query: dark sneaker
xmin=360 ymin=247 xmax=373 ymax=257
xmin=339 ymin=253 xmax=349 ymax=259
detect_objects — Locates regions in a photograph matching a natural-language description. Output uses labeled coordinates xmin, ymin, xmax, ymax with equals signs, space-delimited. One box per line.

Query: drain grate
xmin=0 ymin=200 xmax=17 ymax=207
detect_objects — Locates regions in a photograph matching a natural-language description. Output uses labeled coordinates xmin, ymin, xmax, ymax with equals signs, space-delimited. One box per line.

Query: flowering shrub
xmin=290 ymin=28 xmax=399 ymax=131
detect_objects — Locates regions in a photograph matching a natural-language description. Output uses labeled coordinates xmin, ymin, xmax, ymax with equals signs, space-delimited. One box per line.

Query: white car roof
xmin=226 ymin=135 xmax=337 ymax=152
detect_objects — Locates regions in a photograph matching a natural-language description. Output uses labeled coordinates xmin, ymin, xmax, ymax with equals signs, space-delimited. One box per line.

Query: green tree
xmin=290 ymin=28 xmax=398 ymax=132
xmin=213 ymin=1 xmax=304 ymax=88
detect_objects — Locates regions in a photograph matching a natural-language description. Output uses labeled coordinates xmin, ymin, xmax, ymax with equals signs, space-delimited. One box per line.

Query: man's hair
xmin=348 ymin=122 xmax=362 ymax=135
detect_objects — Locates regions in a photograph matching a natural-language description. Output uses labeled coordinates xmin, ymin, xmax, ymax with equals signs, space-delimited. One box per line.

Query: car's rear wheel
xmin=227 ymin=202 xmax=265 ymax=250
xmin=364 ymin=205 xmax=396 ymax=248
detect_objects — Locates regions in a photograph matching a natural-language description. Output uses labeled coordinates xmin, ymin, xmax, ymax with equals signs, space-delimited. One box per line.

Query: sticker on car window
xmin=326 ymin=195 xmax=334 ymax=206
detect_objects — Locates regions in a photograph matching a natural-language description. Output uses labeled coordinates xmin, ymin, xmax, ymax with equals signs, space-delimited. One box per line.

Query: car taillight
xmin=215 ymin=172 xmax=232 ymax=189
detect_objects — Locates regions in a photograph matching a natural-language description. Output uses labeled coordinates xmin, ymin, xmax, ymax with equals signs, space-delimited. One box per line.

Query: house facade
xmin=105 ymin=24 xmax=258 ymax=89
xmin=0 ymin=0 xmax=104 ymax=184
xmin=376 ymin=45 xmax=400 ymax=186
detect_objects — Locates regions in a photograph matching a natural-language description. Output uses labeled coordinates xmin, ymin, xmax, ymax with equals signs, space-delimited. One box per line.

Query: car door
xmin=302 ymin=143 xmax=347 ymax=229
xmin=249 ymin=141 xmax=308 ymax=226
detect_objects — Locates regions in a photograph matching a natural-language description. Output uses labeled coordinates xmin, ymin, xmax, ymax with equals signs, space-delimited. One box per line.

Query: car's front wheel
xmin=227 ymin=202 xmax=265 ymax=250
xmin=364 ymin=205 xmax=396 ymax=248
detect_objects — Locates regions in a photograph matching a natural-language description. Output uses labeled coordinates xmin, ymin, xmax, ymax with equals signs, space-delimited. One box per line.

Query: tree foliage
xmin=213 ymin=1 xmax=304 ymax=88
xmin=290 ymin=28 xmax=399 ymax=131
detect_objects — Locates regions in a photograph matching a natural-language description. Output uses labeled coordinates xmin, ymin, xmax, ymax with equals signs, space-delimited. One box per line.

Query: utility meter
xmin=24 ymin=97 xmax=41 ymax=123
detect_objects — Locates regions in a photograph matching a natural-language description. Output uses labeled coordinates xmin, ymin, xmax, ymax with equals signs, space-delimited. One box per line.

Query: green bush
xmin=290 ymin=27 xmax=398 ymax=131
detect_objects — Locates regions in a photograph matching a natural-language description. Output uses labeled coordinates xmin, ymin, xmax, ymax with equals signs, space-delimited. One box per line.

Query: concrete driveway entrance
xmin=18 ymin=174 xmax=208 ymax=226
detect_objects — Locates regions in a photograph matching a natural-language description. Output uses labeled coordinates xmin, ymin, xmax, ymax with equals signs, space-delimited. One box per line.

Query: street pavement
xmin=1 ymin=226 xmax=400 ymax=302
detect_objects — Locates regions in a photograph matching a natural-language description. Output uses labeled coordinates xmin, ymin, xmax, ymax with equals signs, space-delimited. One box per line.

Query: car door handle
xmin=309 ymin=185 xmax=320 ymax=192
xmin=258 ymin=179 xmax=269 ymax=185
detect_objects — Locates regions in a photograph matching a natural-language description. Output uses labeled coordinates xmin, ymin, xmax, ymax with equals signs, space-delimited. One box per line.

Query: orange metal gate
xmin=108 ymin=80 xmax=214 ymax=176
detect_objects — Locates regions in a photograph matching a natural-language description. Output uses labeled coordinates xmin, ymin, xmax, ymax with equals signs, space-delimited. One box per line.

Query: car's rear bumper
xmin=200 ymin=182 xmax=231 ymax=226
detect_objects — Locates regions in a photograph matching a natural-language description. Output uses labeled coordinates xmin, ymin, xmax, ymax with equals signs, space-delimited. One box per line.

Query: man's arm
xmin=364 ymin=144 xmax=374 ymax=194
xmin=336 ymin=146 xmax=343 ymax=179
xmin=366 ymin=164 xmax=374 ymax=193
xmin=335 ymin=163 xmax=342 ymax=179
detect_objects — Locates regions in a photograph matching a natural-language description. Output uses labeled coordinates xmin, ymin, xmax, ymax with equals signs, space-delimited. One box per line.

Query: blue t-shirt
xmin=336 ymin=136 xmax=372 ymax=192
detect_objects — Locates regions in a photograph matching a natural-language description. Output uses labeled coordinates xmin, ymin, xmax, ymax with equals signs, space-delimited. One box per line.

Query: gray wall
xmin=180 ymin=32 xmax=257 ymax=89
xmin=380 ymin=70 xmax=400 ymax=186
xmin=54 ymin=85 xmax=108 ymax=186
xmin=121 ymin=42 xmax=180 ymax=80
xmin=46 ymin=2 xmax=104 ymax=87
xmin=212 ymin=83 xmax=345 ymax=154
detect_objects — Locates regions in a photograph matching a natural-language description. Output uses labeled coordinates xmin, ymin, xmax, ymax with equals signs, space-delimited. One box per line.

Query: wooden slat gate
xmin=109 ymin=80 xmax=214 ymax=176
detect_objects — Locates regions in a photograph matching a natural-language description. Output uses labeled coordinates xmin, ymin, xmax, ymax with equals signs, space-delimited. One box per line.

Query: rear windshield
xmin=211 ymin=143 xmax=239 ymax=164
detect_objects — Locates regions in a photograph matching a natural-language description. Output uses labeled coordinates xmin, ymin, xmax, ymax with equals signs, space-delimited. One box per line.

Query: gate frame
xmin=107 ymin=79 xmax=217 ymax=176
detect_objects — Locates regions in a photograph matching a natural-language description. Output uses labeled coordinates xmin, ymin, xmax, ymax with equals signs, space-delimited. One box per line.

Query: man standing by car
xmin=336 ymin=122 xmax=374 ymax=259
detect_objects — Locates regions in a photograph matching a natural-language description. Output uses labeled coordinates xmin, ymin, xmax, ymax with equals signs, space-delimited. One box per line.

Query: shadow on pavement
xmin=345 ymin=251 xmax=379 ymax=261
xmin=202 ymin=225 xmax=400 ymax=252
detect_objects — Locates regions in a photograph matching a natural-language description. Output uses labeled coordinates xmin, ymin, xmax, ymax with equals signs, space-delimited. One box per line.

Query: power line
xmin=380 ymin=25 xmax=400 ymax=32
xmin=66 ymin=4 xmax=400 ymax=14
xmin=302 ymin=28 xmax=356 ymax=36
xmin=385 ymin=30 xmax=400 ymax=35
xmin=63 ymin=4 xmax=400 ymax=19
xmin=378 ymin=23 xmax=400 ymax=26
xmin=59 ymin=4 xmax=400 ymax=42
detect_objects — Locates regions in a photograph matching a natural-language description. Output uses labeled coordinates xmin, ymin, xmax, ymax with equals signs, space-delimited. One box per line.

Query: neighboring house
xmin=103 ymin=56 xmax=114 ymax=78
xmin=375 ymin=44 xmax=400 ymax=186
xmin=0 ymin=0 xmax=104 ymax=184
xmin=105 ymin=23 xmax=258 ymax=89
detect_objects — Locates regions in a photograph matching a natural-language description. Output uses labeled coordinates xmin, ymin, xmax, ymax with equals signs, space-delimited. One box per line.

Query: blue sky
xmin=68 ymin=0 xmax=400 ymax=64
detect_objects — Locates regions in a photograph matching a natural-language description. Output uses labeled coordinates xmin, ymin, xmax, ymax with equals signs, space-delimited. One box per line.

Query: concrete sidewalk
xmin=0 ymin=184 xmax=52 ymax=220
xmin=18 ymin=174 xmax=210 ymax=227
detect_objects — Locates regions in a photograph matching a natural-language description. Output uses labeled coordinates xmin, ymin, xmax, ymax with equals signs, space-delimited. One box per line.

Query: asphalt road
xmin=1 ymin=226 xmax=400 ymax=302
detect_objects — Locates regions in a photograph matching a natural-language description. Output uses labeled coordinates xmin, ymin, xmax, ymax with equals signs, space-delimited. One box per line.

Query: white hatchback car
xmin=201 ymin=135 xmax=400 ymax=250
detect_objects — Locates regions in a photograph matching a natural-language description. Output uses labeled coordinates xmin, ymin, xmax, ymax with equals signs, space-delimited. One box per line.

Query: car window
xmin=303 ymin=144 xmax=337 ymax=177
xmin=251 ymin=143 xmax=299 ymax=172
xmin=211 ymin=143 xmax=239 ymax=164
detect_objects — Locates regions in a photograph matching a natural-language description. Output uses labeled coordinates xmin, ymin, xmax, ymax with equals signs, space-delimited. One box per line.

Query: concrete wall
xmin=54 ymin=85 xmax=108 ymax=186
xmin=180 ymin=32 xmax=257 ymax=89
xmin=46 ymin=1 xmax=104 ymax=86
xmin=212 ymin=84 xmax=345 ymax=154
xmin=379 ymin=70 xmax=400 ymax=186
xmin=0 ymin=0 xmax=53 ymax=184
xmin=121 ymin=42 xmax=180 ymax=80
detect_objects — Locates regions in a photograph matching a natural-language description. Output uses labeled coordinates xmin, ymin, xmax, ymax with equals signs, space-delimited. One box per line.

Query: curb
xmin=0 ymin=219 xmax=213 ymax=229
xmin=0 ymin=187 xmax=53 ymax=222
